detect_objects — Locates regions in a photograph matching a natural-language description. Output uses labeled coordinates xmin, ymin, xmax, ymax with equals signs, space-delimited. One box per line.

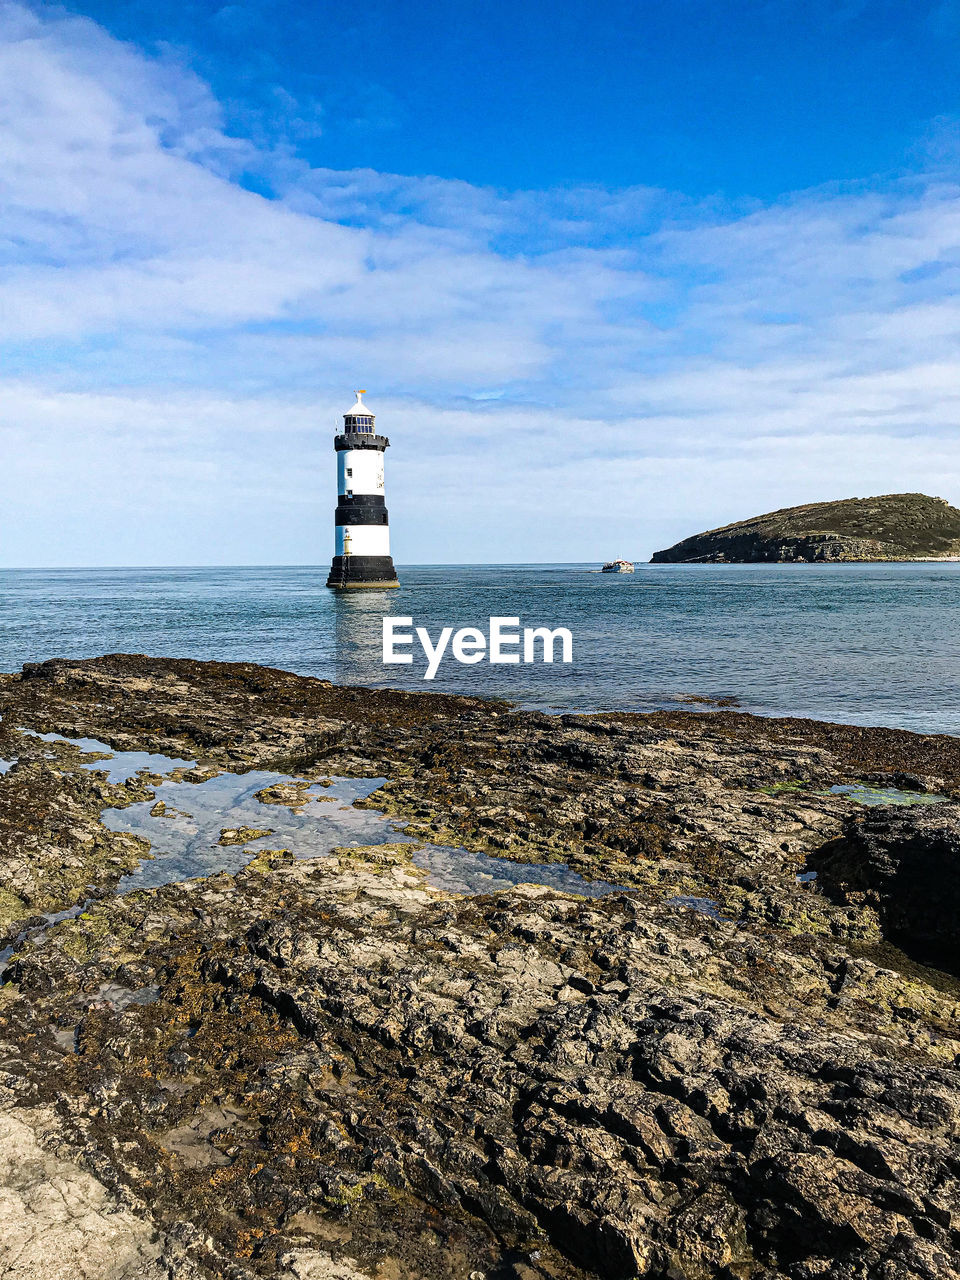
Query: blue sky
xmin=2 ymin=0 xmax=960 ymax=565
xmin=55 ymin=0 xmax=960 ymax=196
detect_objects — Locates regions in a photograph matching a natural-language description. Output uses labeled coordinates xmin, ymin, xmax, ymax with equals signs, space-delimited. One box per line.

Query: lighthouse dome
xmin=343 ymin=389 xmax=375 ymax=434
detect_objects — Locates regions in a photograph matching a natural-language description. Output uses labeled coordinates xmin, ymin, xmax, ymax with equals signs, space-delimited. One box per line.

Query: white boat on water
xmin=601 ymin=559 xmax=635 ymax=573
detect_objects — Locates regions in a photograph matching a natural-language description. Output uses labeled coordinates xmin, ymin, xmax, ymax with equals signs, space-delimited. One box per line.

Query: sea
xmin=2 ymin=562 xmax=960 ymax=736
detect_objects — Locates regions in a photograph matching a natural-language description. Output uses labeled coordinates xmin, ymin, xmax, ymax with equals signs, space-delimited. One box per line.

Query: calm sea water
xmin=2 ymin=563 xmax=959 ymax=734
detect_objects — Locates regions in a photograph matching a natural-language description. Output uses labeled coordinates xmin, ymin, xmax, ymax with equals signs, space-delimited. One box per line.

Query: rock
xmin=812 ymin=803 xmax=960 ymax=957
xmin=0 ymin=1105 xmax=176 ymax=1279
xmin=278 ymin=1251 xmax=372 ymax=1279
xmin=1 ymin=655 xmax=960 ymax=1278
xmin=218 ymin=826 xmax=273 ymax=845
xmin=255 ymin=781 xmax=317 ymax=810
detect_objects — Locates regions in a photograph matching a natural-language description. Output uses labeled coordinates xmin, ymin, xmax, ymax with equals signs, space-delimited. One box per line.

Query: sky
xmin=2 ymin=0 xmax=960 ymax=566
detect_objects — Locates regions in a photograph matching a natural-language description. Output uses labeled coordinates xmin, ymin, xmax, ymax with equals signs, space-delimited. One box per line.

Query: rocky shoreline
xmin=1 ymin=655 xmax=959 ymax=1280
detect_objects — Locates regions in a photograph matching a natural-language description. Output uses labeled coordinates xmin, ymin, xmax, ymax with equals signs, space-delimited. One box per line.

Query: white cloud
xmin=1 ymin=0 xmax=959 ymax=566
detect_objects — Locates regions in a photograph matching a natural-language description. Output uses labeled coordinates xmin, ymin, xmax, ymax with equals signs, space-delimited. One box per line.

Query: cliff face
xmin=651 ymin=492 xmax=960 ymax=563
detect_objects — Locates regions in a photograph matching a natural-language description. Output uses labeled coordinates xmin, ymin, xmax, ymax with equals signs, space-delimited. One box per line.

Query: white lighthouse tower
xmin=326 ymin=390 xmax=399 ymax=589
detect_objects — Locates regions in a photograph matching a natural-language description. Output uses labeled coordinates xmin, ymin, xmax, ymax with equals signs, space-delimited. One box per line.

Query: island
xmin=651 ymin=491 xmax=960 ymax=563
xmin=1 ymin=654 xmax=959 ymax=1279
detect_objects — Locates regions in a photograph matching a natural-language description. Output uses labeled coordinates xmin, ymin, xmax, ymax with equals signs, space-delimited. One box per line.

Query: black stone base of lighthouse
xmin=326 ymin=555 xmax=400 ymax=589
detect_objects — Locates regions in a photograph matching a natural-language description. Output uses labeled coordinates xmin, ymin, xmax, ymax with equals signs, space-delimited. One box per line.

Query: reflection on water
xmin=4 ymin=731 xmax=628 ymax=904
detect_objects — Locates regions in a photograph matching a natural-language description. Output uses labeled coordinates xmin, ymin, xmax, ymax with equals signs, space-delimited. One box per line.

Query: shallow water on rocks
xmin=1 ymin=741 xmax=625 ymax=976
xmin=22 ymin=731 xmax=196 ymax=783
xmin=408 ymin=843 xmax=626 ymax=897
xmin=12 ymin=731 xmax=625 ymax=901
xmin=827 ymin=783 xmax=948 ymax=806
xmin=664 ymin=894 xmax=731 ymax=921
xmin=0 ymin=903 xmax=90 ymax=968
xmin=102 ymin=770 xmax=397 ymax=892
xmin=102 ymin=767 xmax=628 ymax=899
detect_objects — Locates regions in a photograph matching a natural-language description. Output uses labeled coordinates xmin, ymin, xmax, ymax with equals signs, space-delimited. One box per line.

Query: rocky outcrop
xmin=0 ymin=1088 xmax=374 ymax=1280
xmin=4 ymin=851 xmax=960 ymax=1280
xmin=1 ymin=656 xmax=960 ymax=1279
xmin=0 ymin=1104 xmax=170 ymax=1280
xmin=812 ymin=804 xmax=960 ymax=959
xmin=651 ymin=493 xmax=960 ymax=563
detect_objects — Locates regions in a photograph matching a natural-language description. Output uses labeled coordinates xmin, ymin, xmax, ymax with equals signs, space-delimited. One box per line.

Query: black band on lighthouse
xmin=335 ymin=504 xmax=390 ymax=526
xmin=334 ymin=433 xmax=390 ymax=452
xmin=335 ymin=494 xmax=385 ymax=509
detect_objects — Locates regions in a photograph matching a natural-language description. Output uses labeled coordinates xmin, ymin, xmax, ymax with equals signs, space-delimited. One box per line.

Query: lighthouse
xmin=325 ymin=390 xmax=400 ymax=589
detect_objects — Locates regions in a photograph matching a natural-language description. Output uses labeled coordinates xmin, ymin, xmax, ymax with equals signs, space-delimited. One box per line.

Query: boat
xmin=601 ymin=559 xmax=635 ymax=573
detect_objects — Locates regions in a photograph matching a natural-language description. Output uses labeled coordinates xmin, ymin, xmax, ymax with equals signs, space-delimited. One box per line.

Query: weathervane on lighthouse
xmin=325 ymin=390 xmax=400 ymax=589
